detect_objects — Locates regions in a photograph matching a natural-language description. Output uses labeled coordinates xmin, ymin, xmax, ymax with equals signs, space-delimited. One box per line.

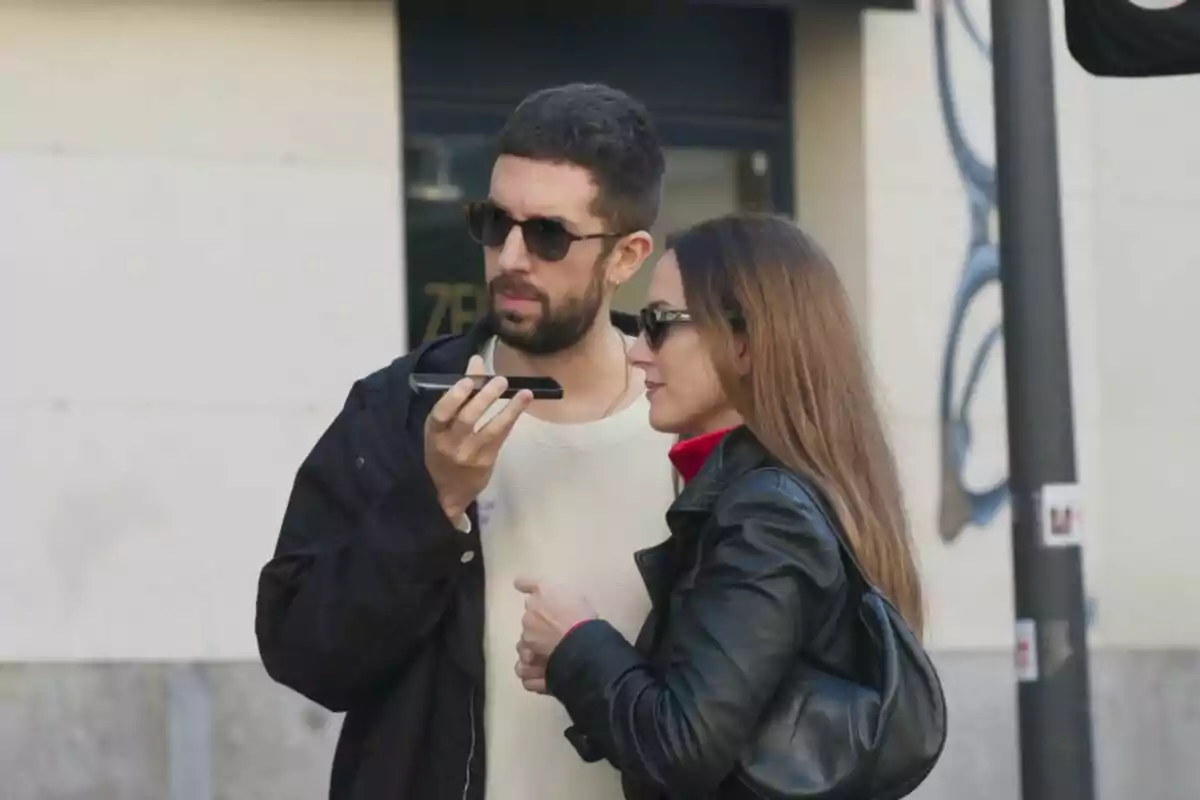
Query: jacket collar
xmin=669 ymin=425 xmax=774 ymax=515
xmin=668 ymin=427 xmax=737 ymax=483
xmin=635 ymin=426 xmax=776 ymax=615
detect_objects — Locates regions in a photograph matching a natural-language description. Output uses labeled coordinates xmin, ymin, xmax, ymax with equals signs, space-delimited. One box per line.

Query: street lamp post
xmin=989 ymin=2 xmax=1096 ymax=799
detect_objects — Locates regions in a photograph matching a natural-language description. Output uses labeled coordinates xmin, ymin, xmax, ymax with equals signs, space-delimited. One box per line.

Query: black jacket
xmin=255 ymin=313 xmax=640 ymax=800
xmin=544 ymin=426 xmax=862 ymax=800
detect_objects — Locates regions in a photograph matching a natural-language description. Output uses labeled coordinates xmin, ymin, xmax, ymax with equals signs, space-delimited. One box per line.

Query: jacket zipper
xmin=461 ymin=692 xmax=477 ymax=800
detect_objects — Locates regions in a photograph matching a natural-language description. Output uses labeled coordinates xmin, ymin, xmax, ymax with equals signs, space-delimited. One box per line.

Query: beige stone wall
xmin=0 ymin=0 xmax=405 ymax=660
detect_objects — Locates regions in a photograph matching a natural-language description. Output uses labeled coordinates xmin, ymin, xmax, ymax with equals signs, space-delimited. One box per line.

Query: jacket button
xmin=460 ymin=550 xmax=476 ymax=564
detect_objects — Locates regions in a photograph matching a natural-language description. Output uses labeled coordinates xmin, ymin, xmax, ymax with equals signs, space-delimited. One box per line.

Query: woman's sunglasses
xmin=465 ymin=200 xmax=624 ymax=263
xmin=638 ymin=306 xmax=746 ymax=351
xmin=638 ymin=307 xmax=696 ymax=350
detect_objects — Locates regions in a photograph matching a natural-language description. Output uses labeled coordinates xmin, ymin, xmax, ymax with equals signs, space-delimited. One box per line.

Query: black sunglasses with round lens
xmin=465 ymin=200 xmax=625 ymax=263
xmin=638 ymin=305 xmax=745 ymax=350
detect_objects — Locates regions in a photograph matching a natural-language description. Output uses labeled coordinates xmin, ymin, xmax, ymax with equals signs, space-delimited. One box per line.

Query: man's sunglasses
xmin=638 ymin=306 xmax=745 ymax=350
xmin=465 ymin=200 xmax=626 ymax=263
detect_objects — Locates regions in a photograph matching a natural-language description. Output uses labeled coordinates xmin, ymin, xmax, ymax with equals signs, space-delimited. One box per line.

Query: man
xmin=256 ymin=83 xmax=677 ymax=800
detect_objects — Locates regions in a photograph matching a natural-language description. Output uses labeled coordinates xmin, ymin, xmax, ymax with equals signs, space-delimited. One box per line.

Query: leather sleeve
xmin=545 ymin=472 xmax=846 ymax=797
xmin=255 ymin=377 xmax=471 ymax=712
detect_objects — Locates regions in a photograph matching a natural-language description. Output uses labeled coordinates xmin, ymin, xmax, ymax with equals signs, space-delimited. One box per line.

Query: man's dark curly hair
xmin=497 ymin=82 xmax=665 ymax=234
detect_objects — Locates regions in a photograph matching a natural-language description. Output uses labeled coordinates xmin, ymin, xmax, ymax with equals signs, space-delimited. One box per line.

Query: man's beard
xmin=485 ymin=266 xmax=606 ymax=356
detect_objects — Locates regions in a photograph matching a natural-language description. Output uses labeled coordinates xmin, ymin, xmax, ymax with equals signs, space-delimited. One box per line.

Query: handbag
xmin=728 ymin=483 xmax=948 ymax=800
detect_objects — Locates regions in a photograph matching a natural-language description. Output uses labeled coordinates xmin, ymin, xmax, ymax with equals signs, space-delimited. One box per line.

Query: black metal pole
xmin=990 ymin=2 xmax=1096 ymax=800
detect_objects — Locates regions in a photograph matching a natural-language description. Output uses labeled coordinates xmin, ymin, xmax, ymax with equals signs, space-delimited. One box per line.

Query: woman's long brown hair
xmin=669 ymin=213 xmax=925 ymax=637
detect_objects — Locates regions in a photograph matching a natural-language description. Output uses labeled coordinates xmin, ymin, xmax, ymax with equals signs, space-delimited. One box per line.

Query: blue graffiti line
xmin=934 ymin=0 xmax=1009 ymax=543
xmin=932 ymin=0 xmax=1097 ymax=629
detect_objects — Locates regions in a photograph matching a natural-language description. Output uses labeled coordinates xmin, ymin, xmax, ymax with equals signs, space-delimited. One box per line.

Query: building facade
xmin=2 ymin=0 xmax=1198 ymax=798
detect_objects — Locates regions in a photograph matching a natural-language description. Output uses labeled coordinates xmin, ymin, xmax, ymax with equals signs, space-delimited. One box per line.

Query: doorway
xmin=399 ymin=6 xmax=794 ymax=347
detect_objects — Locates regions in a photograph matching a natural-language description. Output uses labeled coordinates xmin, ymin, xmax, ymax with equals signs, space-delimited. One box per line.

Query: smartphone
xmin=408 ymin=373 xmax=564 ymax=400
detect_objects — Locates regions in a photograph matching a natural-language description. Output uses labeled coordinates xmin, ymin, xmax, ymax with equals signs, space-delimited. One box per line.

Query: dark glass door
xmin=399 ymin=6 xmax=794 ymax=347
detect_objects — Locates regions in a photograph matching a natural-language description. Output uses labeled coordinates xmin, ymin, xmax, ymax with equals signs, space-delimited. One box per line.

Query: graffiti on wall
xmin=932 ymin=0 xmax=1008 ymax=544
xmin=931 ymin=0 xmax=1096 ymax=624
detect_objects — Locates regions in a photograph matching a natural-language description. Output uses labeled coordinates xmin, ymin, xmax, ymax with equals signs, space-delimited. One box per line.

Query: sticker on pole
xmin=1039 ymin=482 xmax=1082 ymax=548
xmin=1014 ymin=618 xmax=1039 ymax=682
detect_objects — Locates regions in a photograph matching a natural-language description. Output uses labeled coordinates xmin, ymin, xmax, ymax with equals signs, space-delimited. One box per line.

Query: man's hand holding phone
xmin=423 ymin=355 xmax=534 ymax=522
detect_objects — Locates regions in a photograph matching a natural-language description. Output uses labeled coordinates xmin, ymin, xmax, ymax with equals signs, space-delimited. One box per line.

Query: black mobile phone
xmin=408 ymin=373 xmax=564 ymax=400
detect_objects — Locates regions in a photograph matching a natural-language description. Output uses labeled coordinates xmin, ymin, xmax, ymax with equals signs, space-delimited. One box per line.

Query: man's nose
xmin=496 ymin=224 xmax=531 ymax=273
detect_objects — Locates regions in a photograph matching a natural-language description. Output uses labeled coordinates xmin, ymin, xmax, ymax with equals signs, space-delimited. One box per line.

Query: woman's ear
xmin=733 ymin=334 xmax=752 ymax=377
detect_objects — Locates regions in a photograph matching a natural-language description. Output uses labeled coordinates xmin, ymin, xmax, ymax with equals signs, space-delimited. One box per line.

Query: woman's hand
xmin=514 ymin=576 xmax=599 ymax=662
xmin=514 ymin=641 xmax=547 ymax=694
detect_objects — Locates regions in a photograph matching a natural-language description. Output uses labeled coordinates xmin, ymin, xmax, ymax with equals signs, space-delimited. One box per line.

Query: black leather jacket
xmin=545 ymin=426 xmax=863 ymax=800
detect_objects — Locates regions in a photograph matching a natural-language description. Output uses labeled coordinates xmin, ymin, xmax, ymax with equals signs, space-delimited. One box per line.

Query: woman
xmin=514 ymin=213 xmax=926 ymax=799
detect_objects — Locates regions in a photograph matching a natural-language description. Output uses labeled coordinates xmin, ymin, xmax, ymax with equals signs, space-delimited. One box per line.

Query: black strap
xmin=780 ymin=476 xmax=880 ymax=598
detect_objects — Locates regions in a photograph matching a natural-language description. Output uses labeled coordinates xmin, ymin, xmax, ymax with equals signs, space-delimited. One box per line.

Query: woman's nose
xmin=629 ymin=330 xmax=653 ymax=368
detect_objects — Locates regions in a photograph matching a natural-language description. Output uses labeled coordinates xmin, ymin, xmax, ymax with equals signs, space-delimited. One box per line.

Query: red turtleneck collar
xmin=669 ymin=427 xmax=737 ymax=484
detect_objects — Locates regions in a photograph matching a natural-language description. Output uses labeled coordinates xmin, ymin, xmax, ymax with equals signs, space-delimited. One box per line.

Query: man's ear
xmin=606 ymin=231 xmax=655 ymax=288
